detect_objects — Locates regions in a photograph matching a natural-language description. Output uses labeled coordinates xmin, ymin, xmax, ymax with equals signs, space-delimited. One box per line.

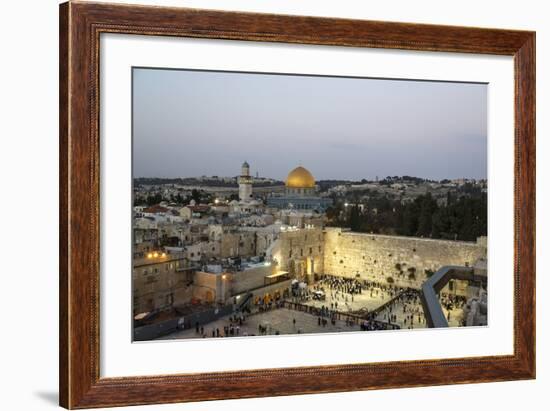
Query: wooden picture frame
xmin=59 ymin=1 xmax=535 ymax=408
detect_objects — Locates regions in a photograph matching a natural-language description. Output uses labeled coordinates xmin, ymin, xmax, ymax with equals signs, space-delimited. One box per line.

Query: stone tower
xmin=238 ymin=161 xmax=253 ymax=202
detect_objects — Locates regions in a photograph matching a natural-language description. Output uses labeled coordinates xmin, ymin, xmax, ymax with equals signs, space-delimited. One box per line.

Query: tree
xmin=190 ymin=189 xmax=201 ymax=203
xmin=324 ymin=206 xmax=336 ymax=220
xmin=334 ymin=190 xmax=486 ymax=241
xmin=400 ymin=201 xmax=419 ymax=236
xmin=349 ymin=205 xmax=361 ymax=231
xmin=446 ymin=190 xmax=454 ymax=206
xmin=146 ymin=193 xmax=162 ymax=206
xmin=417 ymin=193 xmax=437 ymax=237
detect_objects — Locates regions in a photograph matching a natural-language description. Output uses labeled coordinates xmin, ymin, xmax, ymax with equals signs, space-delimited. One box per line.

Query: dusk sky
xmin=133 ymin=68 xmax=487 ymax=181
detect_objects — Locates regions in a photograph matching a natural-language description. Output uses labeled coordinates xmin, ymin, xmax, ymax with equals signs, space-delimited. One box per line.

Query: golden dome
xmin=286 ymin=166 xmax=315 ymax=188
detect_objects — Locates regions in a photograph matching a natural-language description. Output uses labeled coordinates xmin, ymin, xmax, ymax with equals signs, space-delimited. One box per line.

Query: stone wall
xmin=132 ymin=255 xmax=190 ymax=314
xmin=193 ymin=271 xmax=224 ymax=303
xmin=220 ymin=231 xmax=256 ymax=258
xmin=255 ymin=231 xmax=279 ymax=257
xmin=230 ymin=265 xmax=273 ymax=295
xmin=323 ymin=228 xmax=487 ymax=289
xmin=271 ymin=228 xmax=324 ymax=281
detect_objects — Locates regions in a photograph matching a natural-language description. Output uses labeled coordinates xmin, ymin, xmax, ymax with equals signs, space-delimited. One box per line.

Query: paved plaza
xmin=442 ymin=306 xmax=465 ymax=327
xmin=373 ymin=296 xmax=465 ymax=329
xmin=158 ymin=307 xmax=360 ymax=340
xmin=299 ymin=284 xmax=393 ymax=314
xmin=374 ymin=298 xmax=427 ymax=330
xmin=157 ymin=275 xmax=469 ymax=341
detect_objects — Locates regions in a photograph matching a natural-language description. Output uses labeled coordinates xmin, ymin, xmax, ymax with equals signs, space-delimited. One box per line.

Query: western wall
xmin=322 ymin=227 xmax=487 ymax=290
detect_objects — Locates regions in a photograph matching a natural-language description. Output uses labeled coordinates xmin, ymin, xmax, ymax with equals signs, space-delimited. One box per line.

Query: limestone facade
xmin=133 ymin=226 xmax=487 ymax=314
xmin=271 ymin=228 xmax=325 ymax=282
xmin=229 ymin=264 xmax=273 ymax=295
xmin=132 ymin=252 xmax=193 ymax=315
xmin=323 ymin=228 xmax=487 ymax=290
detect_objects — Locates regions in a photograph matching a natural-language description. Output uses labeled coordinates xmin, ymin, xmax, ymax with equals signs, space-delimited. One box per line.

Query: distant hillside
xmin=134 ymin=177 xmax=284 ymax=188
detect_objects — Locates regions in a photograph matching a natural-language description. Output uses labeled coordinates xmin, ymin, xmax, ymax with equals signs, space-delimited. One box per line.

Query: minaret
xmin=238 ymin=161 xmax=253 ymax=202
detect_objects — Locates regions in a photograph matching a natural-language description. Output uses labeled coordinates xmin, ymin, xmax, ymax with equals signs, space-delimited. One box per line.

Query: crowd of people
xmin=317 ymin=274 xmax=364 ymax=295
xmin=254 ymin=298 xmax=286 ymax=313
xmin=252 ymin=290 xmax=286 ymax=312
xmin=195 ymin=313 xmax=250 ymax=338
xmin=360 ymin=319 xmax=395 ymax=331
xmin=439 ymin=292 xmax=467 ymax=323
xmin=190 ymin=273 xmax=470 ymax=338
xmin=375 ymin=290 xmax=426 ymax=329
xmin=312 ymin=275 xmax=419 ymax=320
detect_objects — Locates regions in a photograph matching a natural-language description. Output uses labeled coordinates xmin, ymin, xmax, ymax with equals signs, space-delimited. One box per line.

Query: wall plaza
xmin=133 ymin=162 xmax=488 ymax=340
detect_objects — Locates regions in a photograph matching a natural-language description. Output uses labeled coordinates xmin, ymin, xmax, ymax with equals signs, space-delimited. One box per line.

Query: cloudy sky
xmin=133 ymin=68 xmax=487 ymax=181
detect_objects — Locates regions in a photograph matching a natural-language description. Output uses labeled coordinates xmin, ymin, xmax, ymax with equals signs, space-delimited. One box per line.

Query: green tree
xmin=349 ymin=205 xmax=361 ymax=231
xmin=191 ymin=189 xmax=201 ymax=203
xmin=146 ymin=193 xmax=162 ymax=206
xmin=417 ymin=193 xmax=438 ymax=237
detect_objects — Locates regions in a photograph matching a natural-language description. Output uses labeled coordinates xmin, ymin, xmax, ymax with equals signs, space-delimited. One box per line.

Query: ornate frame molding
xmin=59 ymin=1 xmax=535 ymax=408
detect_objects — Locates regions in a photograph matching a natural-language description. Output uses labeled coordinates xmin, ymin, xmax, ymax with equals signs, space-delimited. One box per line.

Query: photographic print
xmin=59 ymin=5 xmax=535 ymax=406
xmin=132 ymin=68 xmax=488 ymax=342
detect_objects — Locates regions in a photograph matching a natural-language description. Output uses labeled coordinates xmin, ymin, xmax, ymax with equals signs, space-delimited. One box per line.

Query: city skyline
xmin=132 ymin=171 xmax=484 ymax=182
xmin=133 ymin=68 xmax=487 ymax=181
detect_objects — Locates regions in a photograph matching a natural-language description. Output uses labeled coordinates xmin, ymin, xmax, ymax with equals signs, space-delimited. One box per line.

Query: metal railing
xmin=420 ymin=265 xmax=487 ymax=328
xmin=281 ymin=300 xmax=400 ymax=330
